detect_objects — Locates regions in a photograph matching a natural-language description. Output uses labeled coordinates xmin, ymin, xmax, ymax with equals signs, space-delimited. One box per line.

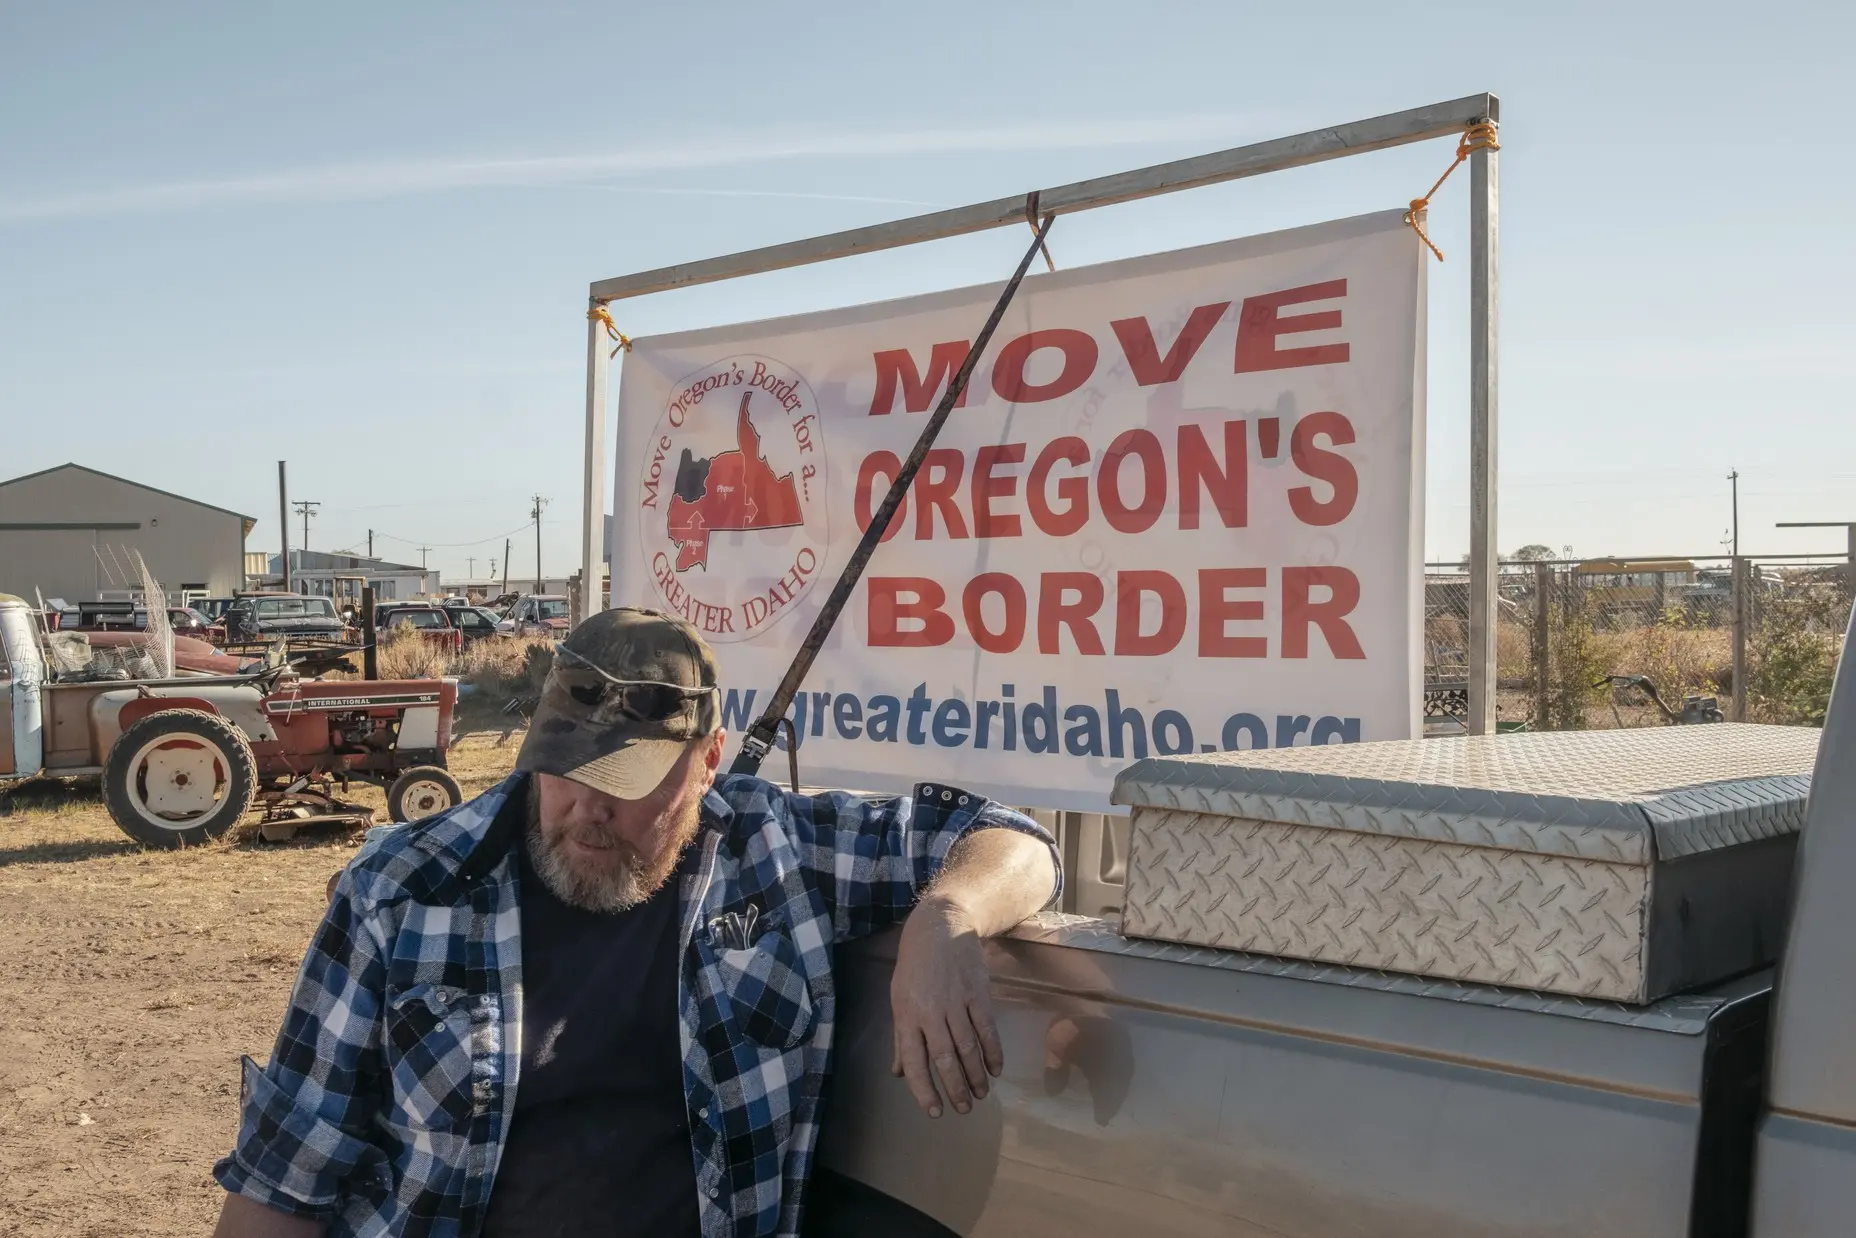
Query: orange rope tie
xmin=587 ymin=304 xmax=632 ymax=357
xmin=1404 ymin=121 xmax=1499 ymax=262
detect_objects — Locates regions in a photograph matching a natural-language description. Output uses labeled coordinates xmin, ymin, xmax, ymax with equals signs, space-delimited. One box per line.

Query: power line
xmin=371 ymin=521 xmax=538 ymax=549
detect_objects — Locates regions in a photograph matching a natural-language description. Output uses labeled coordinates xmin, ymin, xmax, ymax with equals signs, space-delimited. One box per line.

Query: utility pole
xmin=293 ymin=500 xmax=321 ymax=558
xmin=277 ymin=461 xmax=292 ymax=591
xmin=367 ymin=528 xmax=374 ymax=559
xmin=467 ymin=556 xmax=476 ymax=578
xmin=417 ymin=545 xmax=431 ymax=569
xmin=1728 ymin=470 xmax=1740 ymax=558
xmin=502 ymin=539 xmax=511 ymax=596
xmin=531 ymin=494 xmax=549 ymax=594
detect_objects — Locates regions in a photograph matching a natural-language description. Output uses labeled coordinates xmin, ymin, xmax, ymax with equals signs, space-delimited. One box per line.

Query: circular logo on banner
xmin=637 ymin=354 xmax=828 ymax=644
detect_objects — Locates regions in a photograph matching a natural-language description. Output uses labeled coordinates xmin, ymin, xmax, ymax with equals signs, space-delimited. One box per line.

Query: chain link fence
xmin=1424 ymin=555 xmax=1853 ymax=733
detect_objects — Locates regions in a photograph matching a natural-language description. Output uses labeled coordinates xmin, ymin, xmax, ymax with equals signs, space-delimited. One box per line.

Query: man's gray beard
xmin=525 ymin=796 xmax=697 ymax=914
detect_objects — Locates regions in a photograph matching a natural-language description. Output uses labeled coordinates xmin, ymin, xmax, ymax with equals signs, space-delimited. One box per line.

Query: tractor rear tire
xmin=388 ymin=766 xmax=463 ymax=824
xmin=104 ymin=709 xmax=258 ymax=849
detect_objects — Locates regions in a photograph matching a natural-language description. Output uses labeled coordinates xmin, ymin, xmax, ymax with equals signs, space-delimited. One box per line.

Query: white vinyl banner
xmin=613 ymin=210 xmax=1426 ymax=811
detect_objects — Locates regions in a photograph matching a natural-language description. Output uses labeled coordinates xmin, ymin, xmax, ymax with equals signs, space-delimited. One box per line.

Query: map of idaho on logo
xmin=664 ymin=392 xmax=805 ymax=571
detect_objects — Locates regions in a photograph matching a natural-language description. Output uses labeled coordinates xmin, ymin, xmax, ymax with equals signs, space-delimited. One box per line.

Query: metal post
xmin=1775 ymin=520 xmax=1856 ymax=600
xmin=1731 ymin=555 xmax=1748 ymax=722
xmin=1532 ymin=562 xmax=1552 ymax=729
xmin=579 ymin=312 xmax=610 ymax=625
xmin=1729 ymin=470 xmax=1740 ymax=557
xmin=1466 ymin=126 xmax=1500 ymax=735
xmin=592 ymin=95 xmax=1497 ymax=304
xmin=361 ymin=587 xmax=377 ymax=681
xmin=532 ymin=494 xmax=547 ymax=596
xmin=277 ymin=461 xmax=292 ymax=592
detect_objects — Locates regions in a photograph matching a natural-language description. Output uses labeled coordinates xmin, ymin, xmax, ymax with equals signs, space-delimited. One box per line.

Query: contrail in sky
xmin=593 ymin=186 xmax=946 ymax=208
xmin=0 ymin=114 xmax=1275 ymax=225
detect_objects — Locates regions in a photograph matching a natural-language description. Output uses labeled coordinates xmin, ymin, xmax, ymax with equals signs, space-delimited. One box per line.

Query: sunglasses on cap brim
xmin=552 ymin=646 xmax=716 ymax=723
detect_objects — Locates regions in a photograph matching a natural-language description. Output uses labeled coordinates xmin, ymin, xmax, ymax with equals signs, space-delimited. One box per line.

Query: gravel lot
xmin=0 ymin=722 xmax=523 ymax=1237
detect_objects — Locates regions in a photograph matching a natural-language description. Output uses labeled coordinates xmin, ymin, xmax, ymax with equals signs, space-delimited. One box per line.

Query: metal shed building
xmin=266 ymin=551 xmax=439 ymax=602
xmin=0 ymin=463 xmax=255 ymax=605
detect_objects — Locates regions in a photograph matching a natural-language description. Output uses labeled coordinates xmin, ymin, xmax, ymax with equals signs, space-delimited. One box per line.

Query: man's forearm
xmin=919 ymin=826 xmax=1057 ymax=935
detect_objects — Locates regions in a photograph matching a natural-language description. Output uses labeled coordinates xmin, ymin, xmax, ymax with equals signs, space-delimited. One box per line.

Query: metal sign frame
xmin=582 ymin=91 xmax=1502 ymax=733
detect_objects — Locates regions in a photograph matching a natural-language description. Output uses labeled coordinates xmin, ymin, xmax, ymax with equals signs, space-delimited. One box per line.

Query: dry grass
xmin=1601 ymin=622 xmax=1733 ymax=697
xmin=453 ymin=636 xmax=553 ymax=703
xmin=375 ymin=626 xmax=453 ymax=680
xmin=323 ymin=633 xmax=554 ymax=705
xmin=1435 ymin=604 xmax=1741 ymax=729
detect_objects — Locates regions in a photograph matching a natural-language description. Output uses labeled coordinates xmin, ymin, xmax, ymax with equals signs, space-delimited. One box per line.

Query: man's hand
xmin=888 ymin=825 xmax=1057 ymax=1117
xmin=890 ymin=894 xmax=1001 ymax=1117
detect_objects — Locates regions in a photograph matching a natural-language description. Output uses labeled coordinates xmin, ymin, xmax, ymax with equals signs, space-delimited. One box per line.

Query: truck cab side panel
xmin=822 ymin=925 xmax=1766 ymax=1238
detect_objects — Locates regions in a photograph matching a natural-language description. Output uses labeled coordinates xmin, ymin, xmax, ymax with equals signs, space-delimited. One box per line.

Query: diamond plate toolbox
xmin=1114 ymin=725 xmax=1820 ymax=1003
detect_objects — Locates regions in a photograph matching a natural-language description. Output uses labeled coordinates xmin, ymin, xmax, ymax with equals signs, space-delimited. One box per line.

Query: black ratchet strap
xmin=730 ymin=212 xmax=1058 ymax=777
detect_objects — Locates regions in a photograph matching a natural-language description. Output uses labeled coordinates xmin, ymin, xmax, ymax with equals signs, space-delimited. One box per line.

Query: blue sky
xmin=3 ymin=1 xmax=1850 ymax=581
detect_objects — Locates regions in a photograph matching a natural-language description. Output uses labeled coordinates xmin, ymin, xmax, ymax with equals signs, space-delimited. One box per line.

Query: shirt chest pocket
xmin=707 ymin=928 xmax=816 ymax=1051
xmin=384 ymin=982 xmax=481 ymax=1132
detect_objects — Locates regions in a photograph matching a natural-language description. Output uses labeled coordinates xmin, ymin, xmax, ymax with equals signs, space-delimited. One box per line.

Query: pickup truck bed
xmin=817 ymin=915 xmax=1770 ymax=1238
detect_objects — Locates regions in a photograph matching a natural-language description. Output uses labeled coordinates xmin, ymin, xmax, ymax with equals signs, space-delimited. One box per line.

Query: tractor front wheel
xmin=104 ymin=709 xmax=258 ymax=849
xmin=388 ymin=766 xmax=463 ymax=824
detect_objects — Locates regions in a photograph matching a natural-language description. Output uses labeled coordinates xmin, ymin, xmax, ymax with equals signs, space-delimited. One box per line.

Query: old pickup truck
xmin=808 ymin=621 xmax=1856 ymax=1238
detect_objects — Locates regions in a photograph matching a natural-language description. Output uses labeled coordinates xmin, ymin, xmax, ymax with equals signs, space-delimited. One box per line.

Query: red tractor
xmin=1 ymin=596 xmax=465 ymax=848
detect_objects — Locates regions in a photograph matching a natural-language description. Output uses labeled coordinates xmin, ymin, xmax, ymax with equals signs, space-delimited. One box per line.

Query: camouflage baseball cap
xmin=515 ymin=607 xmax=722 ymax=800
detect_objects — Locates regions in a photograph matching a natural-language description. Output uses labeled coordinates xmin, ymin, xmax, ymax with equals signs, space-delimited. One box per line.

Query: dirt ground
xmin=0 ymin=710 xmax=526 ymax=1237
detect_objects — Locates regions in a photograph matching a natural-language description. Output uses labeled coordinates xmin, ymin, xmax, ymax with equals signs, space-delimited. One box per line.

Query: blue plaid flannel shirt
xmin=215 ymin=771 xmax=1057 ymax=1238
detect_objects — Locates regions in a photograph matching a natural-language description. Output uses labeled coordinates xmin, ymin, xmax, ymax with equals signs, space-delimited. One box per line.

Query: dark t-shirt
xmin=480 ymin=795 xmax=700 ymax=1238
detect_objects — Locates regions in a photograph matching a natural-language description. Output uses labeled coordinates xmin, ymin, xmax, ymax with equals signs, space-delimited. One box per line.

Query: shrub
xmin=454 ymin=637 xmax=554 ymax=703
xmin=1543 ymin=595 xmax=1608 ymax=730
xmin=376 ymin=627 xmax=453 ymax=680
xmin=1609 ymin=611 xmax=1732 ymax=702
xmin=1749 ymin=589 xmax=1848 ymax=726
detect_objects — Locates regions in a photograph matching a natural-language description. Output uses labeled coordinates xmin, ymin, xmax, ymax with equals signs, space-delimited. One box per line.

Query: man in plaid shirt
xmin=212 ymin=607 xmax=1059 ymax=1238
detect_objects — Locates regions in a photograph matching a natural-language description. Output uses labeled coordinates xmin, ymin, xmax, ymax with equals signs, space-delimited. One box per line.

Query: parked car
xmin=55 ymin=601 xmax=213 ymax=636
xmin=497 ymin=593 xmax=569 ymax=637
xmin=193 ymin=597 xmax=235 ymax=624
xmin=167 ymin=606 xmax=212 ymax=635
xmin=222 ymin=593 xmax=349 ymax=643
xmin=452 ymin=606 xmax=504 ymax=643
xmin=375 ymin=603 xmax=463 ymax=655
